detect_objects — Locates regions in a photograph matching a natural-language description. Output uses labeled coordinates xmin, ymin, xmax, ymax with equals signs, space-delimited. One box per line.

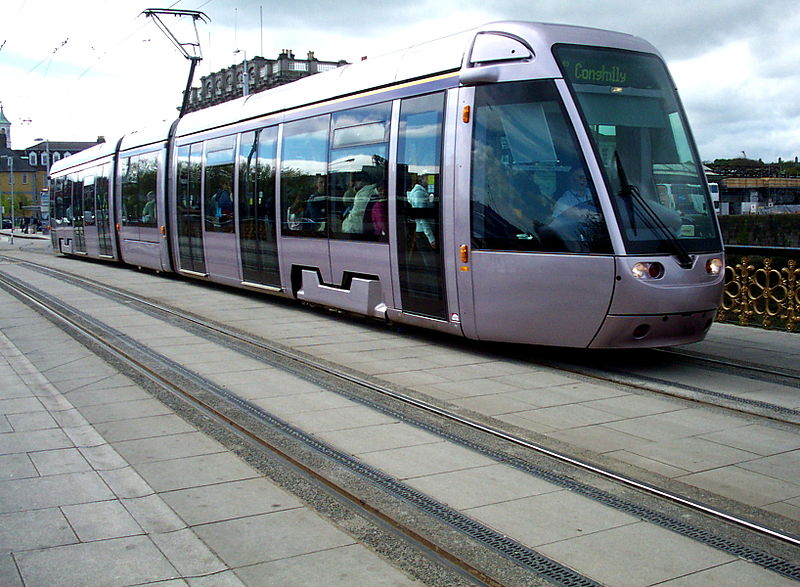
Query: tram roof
xmin=174 ymin=20 xmax=657 ymax=139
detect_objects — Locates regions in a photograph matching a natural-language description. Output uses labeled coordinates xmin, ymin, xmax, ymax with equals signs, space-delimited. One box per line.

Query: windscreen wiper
xmin=614 ymin=152 xmax=694 ymax=268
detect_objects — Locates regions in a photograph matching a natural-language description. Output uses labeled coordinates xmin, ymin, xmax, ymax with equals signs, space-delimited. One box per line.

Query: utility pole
xmin=2 ymin=155 xmax=16 ymax=244
xmin=141 ymin=8 xmax=209 ymax=118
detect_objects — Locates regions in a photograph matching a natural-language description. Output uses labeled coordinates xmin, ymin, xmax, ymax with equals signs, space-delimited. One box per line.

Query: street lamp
xmin=234 ymin=49 xmax=249 ymax=97
xmin=34 ymin=138 xmax=50 ymax=230
xmin=0 ymin=154 xmax=22 ymax=244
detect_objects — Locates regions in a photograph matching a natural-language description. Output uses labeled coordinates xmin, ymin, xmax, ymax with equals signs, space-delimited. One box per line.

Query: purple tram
xmin=48 ymin=21 xmax=724 ymax=348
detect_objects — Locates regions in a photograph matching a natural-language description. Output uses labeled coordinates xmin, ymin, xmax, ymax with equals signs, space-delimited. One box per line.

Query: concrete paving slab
xmin=624 ymin=436 xmax=760 ymax=472
xmin=65 ymin=384 xmax=152 ymax=407
xmin=61 ymin=500 xmax=144 ymax=541
xmin=465 ymin=490 xmax=637 ymax=547
xmin=135 ymin=452 xmax=259 ymax=492
xmin=93 ymin=413 xmax=196 ymax=442
xmin=512 ymin=403 xmax=623 ymax=430
xmin=0 ymin=470 xmax=115 ymax=513
xmin=657 ymin=558 xmax=799 ymax=586
xmin=545 ymin=424 xmax=653 ymax=454
xmin=357 ymin=440 xmax=496 ymax=480
xmin=0 ymin=396 xmax=44 ymax=415
xmin=161 ymin=478 xmax=305 ymax=526
xmin=151 ymin=528 xmax=228 ymax=577
xmin=434 ymin=378 xmax=532 ymax=400
xmin=583 ymin=393 xmax=686 ymax=418
xmin=315 ymin=422 xmax=442 ymax=455
xmin=0 ymin=508 xmax=77 ymax=553
xmin=0 ymin=552 xmax=23 ymax=587
xmin=604 ymin=408 xmax=749 ymax=442
xmin=406 ymin=462 xmax=561 ymax=510
xmin=234 ymin=543 xmax=420 ymax=586
xmin=112 ymin=431 xmax=227 ymax=465
xmin=0 ymin=415 xmax=10 ymax=434
xmin=0 ymin=427 xmax=73 ymax=455
xmin=98 ymin=466 xmax=157 ymax=499
xmin=14 ymin=535 xmax=179 ymax=586
xmin=537 ymin=522 xmax=748 ymax=587
xmin=192 ymin=509 xmax=355 ymax=568
xmin=678 ymin=465 xmax=800 ymax=507
xmin=79 ymin=442 xmax=133 ymax=471
xmin=6 ymin=410 xmax=56 ymax=431
xmin=77 ymin=398 xmax=175 ymax=424
xmin=738 ymin=449 xmax=800 ymax=485
xmin=28 ymin=447 xmax=92 ymax=476
xmin=120 ymin=493 xmax=187 ymax=534
xmin=282 ymin=404 xmax=398 ymax=434
xmin=0 ymin=453 xmax=36 ymax=480
xmin=605 ymin=449 xmax=693 ymax=477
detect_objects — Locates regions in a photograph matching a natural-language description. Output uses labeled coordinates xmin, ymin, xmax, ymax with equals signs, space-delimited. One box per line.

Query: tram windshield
xmin=554 ymin=45 xmax=720 ymax=256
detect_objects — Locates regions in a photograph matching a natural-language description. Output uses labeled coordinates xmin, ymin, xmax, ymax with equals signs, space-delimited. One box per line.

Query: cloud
xmin=2 ymin=0 xmax=798 ymax=161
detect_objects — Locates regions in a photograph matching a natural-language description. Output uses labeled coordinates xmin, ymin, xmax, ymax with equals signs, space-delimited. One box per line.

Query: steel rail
xmin=11 ymin=258 xmax=800 ymax=551
xmin=0 ymin=271 xmax=501 ymax=587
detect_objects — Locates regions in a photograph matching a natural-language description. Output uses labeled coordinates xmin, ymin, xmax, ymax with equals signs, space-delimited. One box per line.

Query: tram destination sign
xmin=555 ymin=46 xmax=662 ymax=91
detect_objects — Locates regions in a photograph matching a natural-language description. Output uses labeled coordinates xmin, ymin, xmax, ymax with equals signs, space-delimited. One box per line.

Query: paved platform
xmin=0 ymin=287 xmax=420 ymax=586
xmin=1 ymin=238 xmax=799 ymax=585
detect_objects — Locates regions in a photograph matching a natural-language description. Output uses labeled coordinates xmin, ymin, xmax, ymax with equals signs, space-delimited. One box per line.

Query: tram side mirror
xmin=469 ymin=32 xmax=533 ymax=65
xmin=459 ymin=66 xmax=501 ymax=85
xmin=461 ymin=32 xmax=534 ymax=86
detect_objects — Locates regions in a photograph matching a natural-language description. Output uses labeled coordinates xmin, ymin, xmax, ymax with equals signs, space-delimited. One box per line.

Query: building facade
xmin=185 ymin=50 xmax=348 ymax=113
xmin=0 ymin=103 xmax=103 ymax=225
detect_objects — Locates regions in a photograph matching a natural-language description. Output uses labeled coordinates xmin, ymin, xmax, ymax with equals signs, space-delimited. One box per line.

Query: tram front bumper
xmin=589 ymin=309 xmax=717 ymax=349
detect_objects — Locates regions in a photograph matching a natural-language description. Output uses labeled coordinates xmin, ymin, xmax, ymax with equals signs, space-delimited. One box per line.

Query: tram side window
xmin=82 ymin=173 xmax=96 ymax=226
xmin=329 ymin=102 xmax=391 ymax=241
xmin=121 ymin=152 xmax=159 ymax=227
xmin=95 ymin=167 xmax=110 ymax=226
xmin=280 ymin=115 xmax=330 ymax=237
xmin=52 ymin=177 xmax=66 ymax=226
xmin=204 ymin=136 xmax=236 ymax=234
xmin=470 ymin=80 xmax=611 ymax=254
xmin=70 ymin=174 xmax=84 ymax=228
xmin=177 ymin=144 xmax=203 ymax=217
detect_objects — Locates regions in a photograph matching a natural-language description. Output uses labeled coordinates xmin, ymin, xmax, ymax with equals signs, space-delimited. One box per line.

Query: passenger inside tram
xmin=341 ymin=171 xmax=378 ymax=234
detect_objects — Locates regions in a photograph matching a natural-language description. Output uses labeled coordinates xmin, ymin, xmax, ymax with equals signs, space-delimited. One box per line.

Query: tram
xmin=48 ymin=21 xmax=724 ymax=348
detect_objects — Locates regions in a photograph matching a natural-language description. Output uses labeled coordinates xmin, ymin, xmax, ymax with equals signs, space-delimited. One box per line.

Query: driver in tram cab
xmin=552 ymin=167 xmax=595 ymax=217
xmin=547 ymin=166 xmax=602 ymax=250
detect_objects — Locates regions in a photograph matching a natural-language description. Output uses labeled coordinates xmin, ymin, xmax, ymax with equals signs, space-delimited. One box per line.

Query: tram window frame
xmin=469 ymin=79 xmax=612 ymax=254
xmin=329 ymin=101 xmax=391 ymax=242
xmin=81 ymin=172 xmax=97 ymax=226
xmin=203 ymin=135 xmax=236 ymax=234
xmin=120 ymin=151 xmax=159 ymax=227
xmin=280 ymin=115 xmax=331 ymax=238
xmin=52 ymin=177 xmax=67 ymax=226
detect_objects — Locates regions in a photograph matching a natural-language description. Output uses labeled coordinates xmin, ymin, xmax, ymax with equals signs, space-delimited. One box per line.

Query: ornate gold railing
xmin=718 ymin=246 xmax=800 ymax=332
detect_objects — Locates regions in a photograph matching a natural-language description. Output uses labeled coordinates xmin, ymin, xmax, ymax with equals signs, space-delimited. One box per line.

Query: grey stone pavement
xmin=1 ymin=235 xmax=799 ymax=585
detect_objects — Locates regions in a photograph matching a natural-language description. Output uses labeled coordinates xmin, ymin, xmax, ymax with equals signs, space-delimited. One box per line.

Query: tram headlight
xmin=706 ymin=257 xmax=723 ymax=276
xmin=631 ymin=262 xmax=664 ymax=280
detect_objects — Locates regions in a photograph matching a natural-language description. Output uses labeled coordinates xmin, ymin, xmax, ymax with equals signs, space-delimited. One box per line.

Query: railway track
xmin=1 ymin=254 xmax=799 ymax=584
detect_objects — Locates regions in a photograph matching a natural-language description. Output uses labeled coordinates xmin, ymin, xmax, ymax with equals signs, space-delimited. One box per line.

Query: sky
xmin=1 ymin=0 xmax=799 ymax=162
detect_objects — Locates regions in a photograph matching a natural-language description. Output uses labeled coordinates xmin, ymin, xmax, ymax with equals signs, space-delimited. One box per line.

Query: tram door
xmin=454 ymin=82 xmax=615 ymax=346
xmin=394 ymin=93 xmax=447 ymax=320
xmin=238 ymin=128 xmax=280 ymax=288
xmin=202 ymin=136 xmax=240 ymax=283
xmin=72 ymin=174 xmax=86 ymax=254
xmin=175 ymin=144 xmax=206 ymax=275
